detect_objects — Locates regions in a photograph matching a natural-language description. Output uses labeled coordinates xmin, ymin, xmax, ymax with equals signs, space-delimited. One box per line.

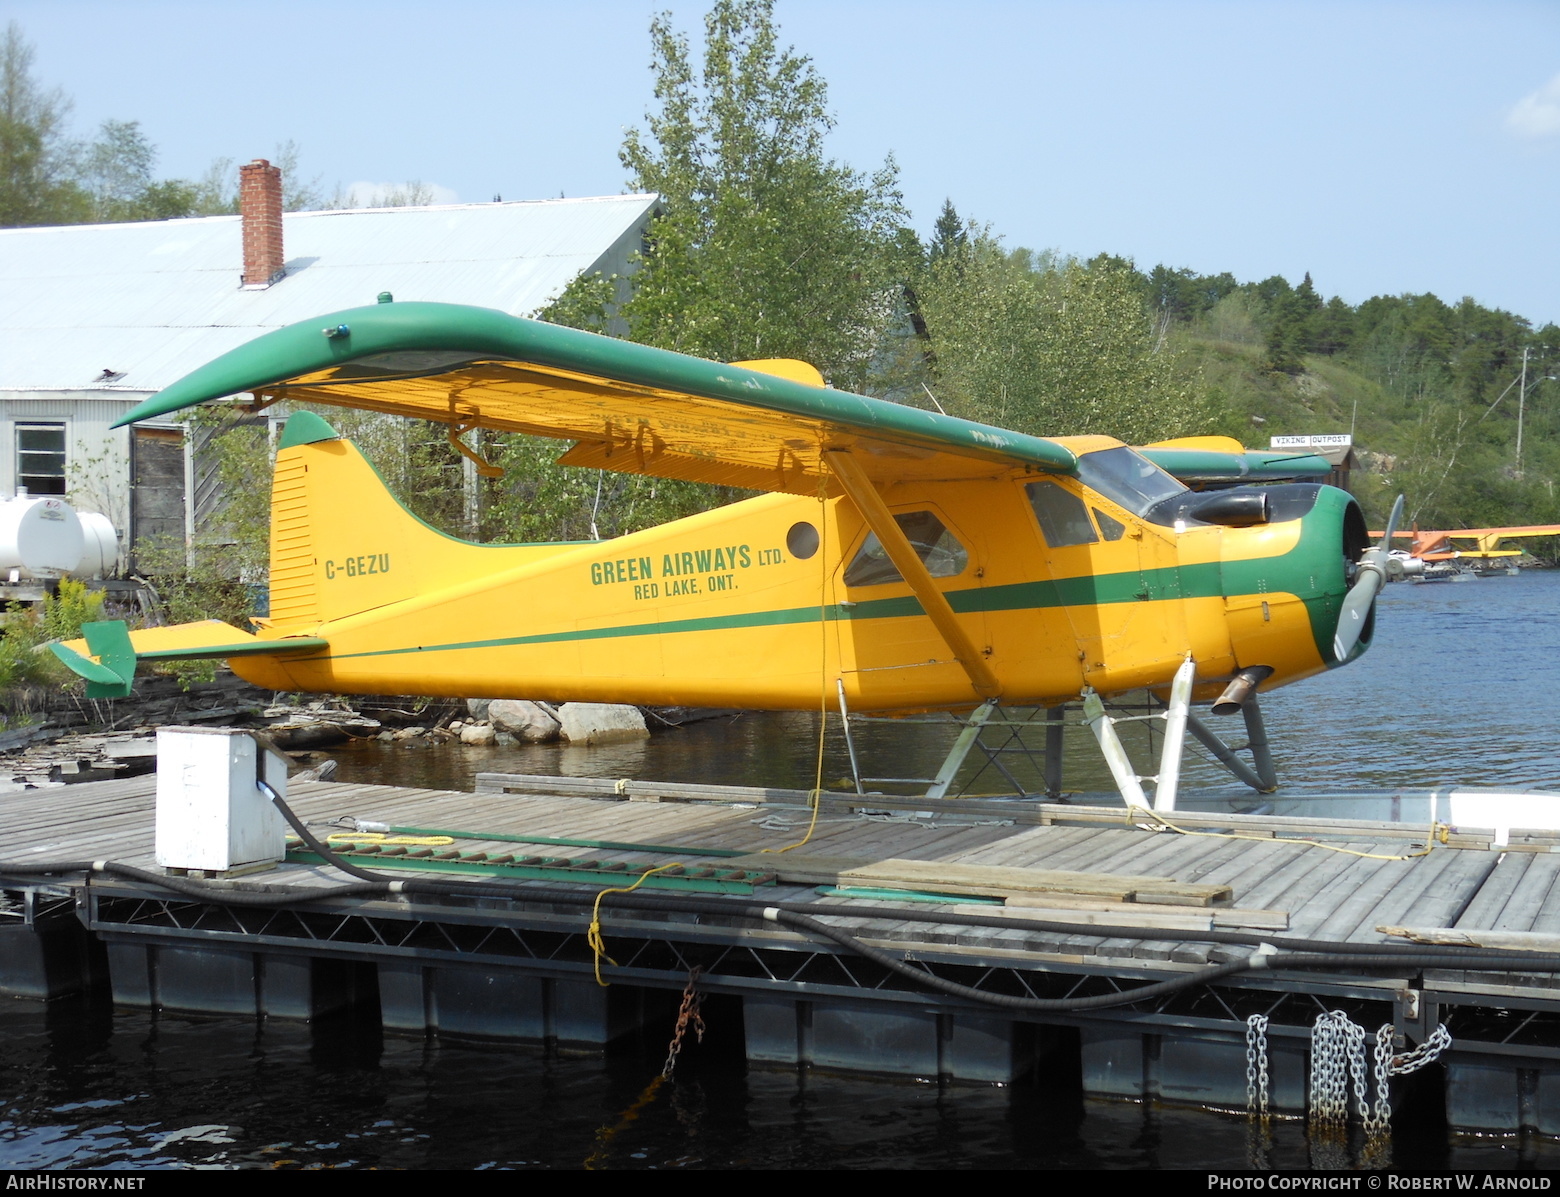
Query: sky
xmin=9 ymin=0 xmax=1560 ymax=326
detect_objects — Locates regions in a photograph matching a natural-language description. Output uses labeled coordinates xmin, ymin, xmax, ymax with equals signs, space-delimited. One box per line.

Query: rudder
xmin=264 ymin=412 xmax=577 ymax=631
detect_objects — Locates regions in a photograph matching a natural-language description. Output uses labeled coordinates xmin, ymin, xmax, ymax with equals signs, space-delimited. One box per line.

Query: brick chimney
xmin=239 ymin=159 xmax=285 ymax=287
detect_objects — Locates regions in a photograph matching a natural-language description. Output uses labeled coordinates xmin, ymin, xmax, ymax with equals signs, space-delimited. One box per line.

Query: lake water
xmin=3 ymin=572 xmax=1559 ymax=1170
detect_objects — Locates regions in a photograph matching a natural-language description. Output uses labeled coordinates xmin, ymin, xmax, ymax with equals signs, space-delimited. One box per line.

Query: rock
xmin=449 ymin=720 xmax=465 ymax=732
xmin=556 ymin=703 xmax=649 ymax=745
xmin=264 ymin=717 xmax=381 ymax=749
xmin=488 ymin=700 xmax=562 ymax=743
xmin=293 ymin=759 xmax=338 ymax=783
xmin=459 ymin=723 xmax=496 ymax=746
xmin=465 ymin=698 xmax=492 ymax=721
xmin=392 ymin=726 xmax=425 ymax=741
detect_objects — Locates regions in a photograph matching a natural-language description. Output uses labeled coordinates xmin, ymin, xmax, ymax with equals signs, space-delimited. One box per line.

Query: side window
xmin=16 ymin=422 xmax=66 ymax=496
xmin=1026 ymin=481 xmax=1097 ymax=548
xmin=1093 ymin=507 xmax=1126 ymax=541
xmin=844 ymin=510 xmax=969 ymax=587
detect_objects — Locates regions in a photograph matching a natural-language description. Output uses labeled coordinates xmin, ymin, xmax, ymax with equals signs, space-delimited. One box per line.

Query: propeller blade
xmin=1333 ymin=495 xmax=1405 ymax=661
xmin=1380 ymin=493 xmax=1405 ymax=549
xmin=1333 ymin=571 xmax=1381 ymax=660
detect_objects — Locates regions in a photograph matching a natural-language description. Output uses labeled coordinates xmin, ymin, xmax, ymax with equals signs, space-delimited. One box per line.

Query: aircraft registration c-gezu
xmin=56 ymin=300 xmax=1401 ymax=809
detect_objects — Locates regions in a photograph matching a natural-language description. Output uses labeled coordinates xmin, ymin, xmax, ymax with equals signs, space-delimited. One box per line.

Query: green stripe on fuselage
xmin=321 ymin=561 xmax=1229 ymax=662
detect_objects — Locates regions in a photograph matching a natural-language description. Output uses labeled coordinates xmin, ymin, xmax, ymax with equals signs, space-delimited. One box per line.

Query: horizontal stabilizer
xmin=52 ymin=620 xmax=327 ymax=698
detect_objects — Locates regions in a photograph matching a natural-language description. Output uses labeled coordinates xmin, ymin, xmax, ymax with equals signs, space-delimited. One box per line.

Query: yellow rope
xmin=583 ymin=1075 xmax=664 ymax=1170
xmin=1123 ymin=804 xmax=1452 ymax=861
xmin=766 ymin=482 xmax=831 ymax=855
xmin=588 ymin=862 xmax=683 ymax=987
xmin=325 ymin=832 xmax=455 ymax=847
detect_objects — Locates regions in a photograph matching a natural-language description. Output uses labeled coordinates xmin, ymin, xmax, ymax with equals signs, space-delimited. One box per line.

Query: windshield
xmin=1076 ymin=447 xmax=1185 ymax=517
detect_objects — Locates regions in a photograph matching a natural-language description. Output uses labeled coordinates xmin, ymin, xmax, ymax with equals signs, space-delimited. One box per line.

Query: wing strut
xmin=824 ymin=449 xmax=1002 ymax=700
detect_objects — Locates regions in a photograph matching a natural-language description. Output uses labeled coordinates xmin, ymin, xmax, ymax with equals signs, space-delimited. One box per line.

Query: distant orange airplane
xmin=1370 ymin=524 xmax=1560 ymax=562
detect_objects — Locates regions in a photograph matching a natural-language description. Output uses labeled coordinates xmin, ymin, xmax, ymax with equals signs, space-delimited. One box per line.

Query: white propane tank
xmin=0 ymin=494 xmax=84 ymax=579
xmin=75 ymin=511 xmax=120 ymax=579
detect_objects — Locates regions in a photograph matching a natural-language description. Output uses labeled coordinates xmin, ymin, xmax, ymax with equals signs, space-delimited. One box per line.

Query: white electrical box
xmin=155 ymin=727 xmax=288 ymax=873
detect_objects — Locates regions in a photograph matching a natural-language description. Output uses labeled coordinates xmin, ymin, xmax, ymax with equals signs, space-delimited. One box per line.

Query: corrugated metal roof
xmin=0 ymin=194 xmax=658 ymax=393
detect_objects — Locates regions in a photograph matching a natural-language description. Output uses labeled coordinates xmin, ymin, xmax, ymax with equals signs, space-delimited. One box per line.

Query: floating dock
xmin=6 ymin=771 xmax=1560 ymax=1137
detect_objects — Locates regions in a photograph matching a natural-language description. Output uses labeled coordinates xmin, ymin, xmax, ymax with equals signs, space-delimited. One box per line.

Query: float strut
xmin=1153 ymin=656 xmax=1197 ymax=812
xmin=1044 ymin=705 xmax=1065 ymax=799
xmin=1242 ymin=696 xmax=1279 ymax=792
xmin=1185 ymin=714 xmax=1269 ymax=793
xmin=1081 ymin=689 xmax=1149 ymax=807
xmin=924 ymin=700 xmax=999 ymax=799
xmin=836 ymin=678 xmax=865 ymax=796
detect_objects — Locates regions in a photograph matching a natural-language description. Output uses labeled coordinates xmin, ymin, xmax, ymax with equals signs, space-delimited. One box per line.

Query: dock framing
xmin=6 ymin=772 xmax=1560 ymax=1137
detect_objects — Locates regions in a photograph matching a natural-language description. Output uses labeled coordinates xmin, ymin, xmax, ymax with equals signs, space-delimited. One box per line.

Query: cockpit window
xmin=1076 ymin=447 xmax=1185 ymax=517
xmin=1093 ymin=507 xmax=1126 ymax=541
xmin=1026 ymin=481 xmax=1098 ymax=548
xmin=843 ymin=511 xmax=968 ymax=587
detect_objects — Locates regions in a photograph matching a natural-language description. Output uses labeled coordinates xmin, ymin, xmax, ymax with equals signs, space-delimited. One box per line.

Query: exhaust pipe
xmin=1212 ymin=665 xmax=1274 ymax=716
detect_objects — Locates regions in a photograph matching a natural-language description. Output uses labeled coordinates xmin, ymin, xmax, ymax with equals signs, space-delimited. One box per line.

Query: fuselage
xmin=233 ymin=430 xmax=1367 ymax=712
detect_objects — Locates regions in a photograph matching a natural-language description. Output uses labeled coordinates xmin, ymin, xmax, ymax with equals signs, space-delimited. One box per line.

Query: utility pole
xmin=1517 ymin=347 xmax=1530 ymax=480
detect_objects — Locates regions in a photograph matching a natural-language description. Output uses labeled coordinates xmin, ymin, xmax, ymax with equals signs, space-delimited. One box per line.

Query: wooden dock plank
xmin=1377 ymin=849 xmax=1503 ymax=940
xmin=1521 ymin=858 xmax=1560 ymax=934
xmin=1344 ymin=847 xmax=1496 ymax=943
xmin=1241 ymin=842 xmax=1386 ymax=930
xmin=1488 ymin=855 xmax=1560 ymax=932
xmin=1454 ymin=852 xmax=1536 ymax=930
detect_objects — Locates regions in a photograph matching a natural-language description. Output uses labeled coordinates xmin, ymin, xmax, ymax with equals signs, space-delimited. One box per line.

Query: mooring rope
xmin=767 ymin=478 xmax=832 ymax=855
xmin=1124 ymin=804 xmax=1452 ymax=861
xmin=587 ymin=862 xmax=684 ymax=986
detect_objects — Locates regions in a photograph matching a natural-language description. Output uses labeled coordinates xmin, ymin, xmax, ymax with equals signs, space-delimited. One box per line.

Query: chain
xmin=1392 ymin=1022 xmax=1451 ymax=1075
xmin=1366 ymin=1025 xmax=1394 ymax=1136
xmin=1245 ymin=1014 xmax=1271 ymax=1120
xmin=1345 ymin=1018 xmax=1370 ymax=1125
xmin=1306 ymin=1010 xmax=1451 ymax=1150
xmin=1309 ymin=1010 xmax=1348 ymax=1130
xmin=661 ymin=966 xmax=706 ymax=1081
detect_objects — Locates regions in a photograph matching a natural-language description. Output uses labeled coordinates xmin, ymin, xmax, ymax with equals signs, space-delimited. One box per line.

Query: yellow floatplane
xmin=56 ymin=301 xmax=1398 ymax=806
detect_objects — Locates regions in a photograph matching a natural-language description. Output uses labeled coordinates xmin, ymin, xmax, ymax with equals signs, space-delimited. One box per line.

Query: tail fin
xmin=266 ymin=412 xmax=573 ymax=631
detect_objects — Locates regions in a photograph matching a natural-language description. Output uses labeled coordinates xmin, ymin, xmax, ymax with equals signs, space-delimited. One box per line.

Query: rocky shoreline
xmin=0 ymin=671 xmax=738 ymax=793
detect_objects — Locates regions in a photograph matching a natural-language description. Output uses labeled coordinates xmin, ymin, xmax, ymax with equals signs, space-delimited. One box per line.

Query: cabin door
xmin=1025 ymin=480 xmax=1182 ymax=692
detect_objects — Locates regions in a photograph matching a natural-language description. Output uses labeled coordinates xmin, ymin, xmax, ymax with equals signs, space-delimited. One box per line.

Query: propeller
xmin=1333 ymin=493 xmax=1404 ymax=662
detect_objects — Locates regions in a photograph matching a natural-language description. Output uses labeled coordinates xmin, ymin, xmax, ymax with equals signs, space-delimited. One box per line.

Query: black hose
xmin=1 ymin=858 xmax=392 ymax=907
xmin=257 ymin=779 xmax=388 ymax=884
xmin=766 ymin=913 xmax=1534 ymax=1013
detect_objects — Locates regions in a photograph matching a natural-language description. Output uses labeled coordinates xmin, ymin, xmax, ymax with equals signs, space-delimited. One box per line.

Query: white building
xmin=0 ymin=159 xmax=658 ymax=567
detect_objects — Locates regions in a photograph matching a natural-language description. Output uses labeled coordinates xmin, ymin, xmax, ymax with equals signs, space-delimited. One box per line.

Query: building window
xmin=16 ymin=423 xmax=67 ymax=496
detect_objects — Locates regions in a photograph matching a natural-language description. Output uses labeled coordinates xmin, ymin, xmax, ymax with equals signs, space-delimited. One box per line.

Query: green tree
xmin=78 ymin=118 xmax=199 ymax=222
xmin=927 ymin=199 xmax=968 ymax=269
xmin=914 ymin=229 xmax=1206 ymax=443
xmin=190 ymin=141 xmax=325 ymax=215
xmin=0 ymin=22 xmax=89 ymax=226
xmin=620 ymin=0 xmax=911 ymax=390
xmin=457 ymin=0 xmax=921 ymax=549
